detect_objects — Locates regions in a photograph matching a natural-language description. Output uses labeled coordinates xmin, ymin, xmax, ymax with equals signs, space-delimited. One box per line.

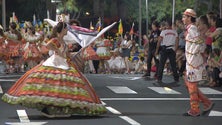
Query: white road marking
xmin=110 ymin=76 xmax=143 ymax=80
xmin=119 ymin=116 xmax=141 ymax=125
xmin=129 ymin=77 xmax=143 ymax=80
xmin=106 ymin=107 xmax=121 ymax=114
xmin=5 ymin=110 xmax=48 ymax=125
xmin=107 ymin=86 xmax=137 ymax=94
xmin=0 ymin=79 xmax=17 ymax=82
xmin=106 ymin=107 xmax=141 ymax=125
xmin=5 ymin=122 xmax=48 ymax=125
xmin=0 ymin=75 xmax=21 ymax=78
xmin=209 ymin=110 xmax=222 ymax=116
xmin=17 ymin=110 xmax=30 ymax=122
xmin=101 ymin=101 xmax=106 ymax=105
xmin=101 ymin=98 xmax=222 ymax=101
xmin=0 ymin=85 xmax=3 ymax=93
xmin=148 ymin=87 xmax=181 ymax=94
xmin=199 ymin=87 xmax=222 ymax=94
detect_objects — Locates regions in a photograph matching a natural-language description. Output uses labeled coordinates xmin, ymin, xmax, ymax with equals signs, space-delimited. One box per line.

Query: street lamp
xmin=51 ymin=0 xmax=62 ymax=18
xmin=172 ymin=0 xmax=175 ymax=24
xmin=2 ymin=0 xmax=6 ymax=29
xmin=146 ymin=0 xmax=149 ymax=35
xmin=139 ymin=0 xmax=142 ymax=46
xmin=51 ymin=0 xmax=61 ymax=3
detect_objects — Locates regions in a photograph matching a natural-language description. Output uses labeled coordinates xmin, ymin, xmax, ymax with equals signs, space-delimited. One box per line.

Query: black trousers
xmin=212 ymin=67 xmax=222 ymax=85
xmin=92 ymin=60 xmax=100 ymax=74
xmin=157 ymin=49 xmax=179 ymax=81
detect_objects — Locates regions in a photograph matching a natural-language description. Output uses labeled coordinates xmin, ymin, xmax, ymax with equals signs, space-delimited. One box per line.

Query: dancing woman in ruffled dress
xmin=4 ymin=22 xmax=23 ymax=73
xmin=2 ymin=22 xmax=106 ymax=118
xmin=23 ymin=26 xmax=43 ymax=69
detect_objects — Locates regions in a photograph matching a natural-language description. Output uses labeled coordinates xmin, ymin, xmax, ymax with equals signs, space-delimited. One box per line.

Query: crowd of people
xmin=82 ymin=11 xmax=222 ymax=89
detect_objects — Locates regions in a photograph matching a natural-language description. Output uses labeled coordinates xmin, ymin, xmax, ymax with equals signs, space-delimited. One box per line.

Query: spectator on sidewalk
xmin=143 ymin=20 xmax=160 ymax=78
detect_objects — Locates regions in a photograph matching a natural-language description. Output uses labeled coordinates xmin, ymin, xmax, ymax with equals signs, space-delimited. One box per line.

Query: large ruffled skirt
xmin=2 ymin=54 xmax=106 ymax=115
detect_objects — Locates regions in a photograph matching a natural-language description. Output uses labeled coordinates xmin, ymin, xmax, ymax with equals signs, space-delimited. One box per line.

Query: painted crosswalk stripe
xmin=200 ymin=87 xmax=222 ymax=94
xmin=106 ymin=107 xmax=121 ymax=114
xmin=148 ymin=87 xmax=181 ymax=94
xmin=119 ymin=116 xmax=141 ymax=125
xmin=17 ymin=110 xmax=30 ymax=122
xmin=209 ymin=110 xmax=222 ymax=116
xmin=0 ymin=85 xmax=3 ymax=94
xmin=107 ymin=86 xmax=137 ymax=94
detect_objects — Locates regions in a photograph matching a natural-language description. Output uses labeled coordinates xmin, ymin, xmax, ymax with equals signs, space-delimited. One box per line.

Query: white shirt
xmin=160 ymin=29 xmax=178 ymax=50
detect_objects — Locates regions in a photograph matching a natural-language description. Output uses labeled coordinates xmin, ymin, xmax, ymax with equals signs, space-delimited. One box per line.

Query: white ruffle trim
xmin=42 ymin=54 xmax=69 ymax=70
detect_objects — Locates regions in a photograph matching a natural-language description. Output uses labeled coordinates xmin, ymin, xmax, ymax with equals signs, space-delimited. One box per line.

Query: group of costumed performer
xmin=2 ymin=18 xmax=116 ymax=118
xmin=3 ymin=22 xmax=23 ymax=73
xmin=82 ymin=36 xmax=112 ymax=73
xmin=22 ymin=25 xmax=45 ymax=70
xmin=0 ymin=21 xmax=49 ymax=73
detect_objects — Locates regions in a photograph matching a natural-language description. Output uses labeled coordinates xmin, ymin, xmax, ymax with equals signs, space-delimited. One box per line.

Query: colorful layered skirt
xmin=2 ymin=54 xmax=106 ymax=115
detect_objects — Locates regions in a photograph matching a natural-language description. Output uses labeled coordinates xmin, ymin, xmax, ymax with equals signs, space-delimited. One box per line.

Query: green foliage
xmin=57 ymin=0 xmax=78 ymax=13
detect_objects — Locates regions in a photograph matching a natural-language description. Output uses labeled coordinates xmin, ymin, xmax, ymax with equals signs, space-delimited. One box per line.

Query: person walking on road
xmin=182 ymin=8 xmax=214 ymax=117
xmin=154 ymin=20 xmax=179 ymax=85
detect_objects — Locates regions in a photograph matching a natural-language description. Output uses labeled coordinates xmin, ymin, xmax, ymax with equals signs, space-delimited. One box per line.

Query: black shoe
xmin=174 ymin=79 xmax=179 ymax=83
xmin=142 ymin=73 xmax=150 ymax=77
xmin=153 ymin=80 xmax=163 ymax=87
xmin=183 ymin=112 xmax=200 ymax=117
xmin=202 ymin=103 xmax=215 ymax=116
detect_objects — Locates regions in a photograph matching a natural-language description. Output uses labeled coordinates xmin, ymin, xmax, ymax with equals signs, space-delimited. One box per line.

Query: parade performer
xmin=2 ymin=22 xmax=107 ymax=118
xmin=23 ymin=26 xmax=43 ymax=69
xmin=0 ymin=26 xmax=6 ymax=59
xmin=4 ymin=22 xmax=23 ymax=73
xmin=182 ymin=9 xmax=214 ymax=116
xmin=96 ymin=37 xmax=111 ymax=73
xmin=82 ymin=43 xmax=99 ymax=73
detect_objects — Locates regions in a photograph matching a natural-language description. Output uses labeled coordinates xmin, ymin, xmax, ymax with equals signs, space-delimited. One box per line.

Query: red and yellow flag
xmin=118 ymin=19 xmax=123 ymax=35
xmin=129 ymin=22 xmax=134 ymax=35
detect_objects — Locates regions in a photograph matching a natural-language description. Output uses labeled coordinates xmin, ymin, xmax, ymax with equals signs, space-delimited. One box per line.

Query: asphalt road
xmin=0 ymin=73 xmax=222 ymax=125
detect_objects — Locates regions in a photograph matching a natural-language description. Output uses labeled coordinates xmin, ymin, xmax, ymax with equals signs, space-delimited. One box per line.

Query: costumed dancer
xmin=182 ymin=9 xmax=214 ymax=116
xmin=0 ymin=26 xmax=7 ymax=72
xmin=108 ymin=48 xmax=126 ymax=73
xmin=82 ymin=43 xmax=99 ymax=73
xmin=23 ymin=26 xmax=43 ymax=70
xmin=2 ymin=22 xmax=107 ymax=118
xmin=96 ymin=37 xmax=111 ymax=73
xmin=4 ymin=22 xmax=23 ymax=73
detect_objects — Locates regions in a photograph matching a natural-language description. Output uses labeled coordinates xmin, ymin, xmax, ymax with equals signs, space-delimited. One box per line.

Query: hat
xmin=183 ymin=9 xmax=196 ymax=18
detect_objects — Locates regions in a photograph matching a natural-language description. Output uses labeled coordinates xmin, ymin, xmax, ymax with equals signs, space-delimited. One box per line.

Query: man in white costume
xmin=182 ymin=8 xmax=214 ymax=116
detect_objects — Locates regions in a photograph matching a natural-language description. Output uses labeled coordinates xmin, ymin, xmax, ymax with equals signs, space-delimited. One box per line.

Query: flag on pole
xmin=10 ymin=12 xmax=18 ymax=23
xmin=90 ymin=21 xmax=94 ymax=30
xmin=118 ymin=19 xmax=123 ymax=35
xmin=129 ymin=22 xmax=134 ymax=35
xmin=95 ymin=17 xmax=102 ymax=31
xmin=33 ymin=14 xmax=36 ymax=26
